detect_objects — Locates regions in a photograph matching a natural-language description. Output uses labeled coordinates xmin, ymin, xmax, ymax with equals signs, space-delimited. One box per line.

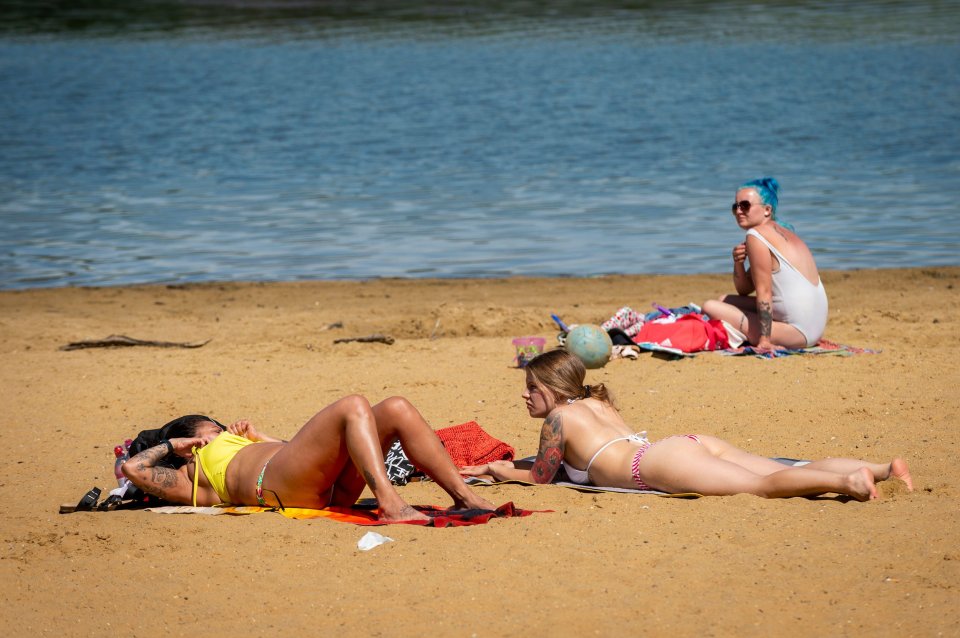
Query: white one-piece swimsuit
xmin=746 ymin=228 xmax=828 ymax=346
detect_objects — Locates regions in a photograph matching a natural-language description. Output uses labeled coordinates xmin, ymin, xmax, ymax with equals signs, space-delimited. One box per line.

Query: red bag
xmin=634 ymin=313 xmax=730 ymax=353
xmin=431 ymin=421 xmax=515 ymax=468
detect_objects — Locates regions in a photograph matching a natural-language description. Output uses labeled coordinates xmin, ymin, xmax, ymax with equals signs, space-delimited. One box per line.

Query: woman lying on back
xmin=461 ymin=350 xmax=912 ymax=500
xmin=122 ymin=395 xmax=493 ymax=522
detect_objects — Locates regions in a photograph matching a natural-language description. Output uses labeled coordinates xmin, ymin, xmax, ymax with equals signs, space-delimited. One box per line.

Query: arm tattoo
xmin=757 ymin=299 xmax=773 ymax=337
xmin=130 ymin=444 xmax=170 ymax=472
xmin=142 ymin=466 xmax=182 ymax=500
xmin=125 ymin=444 xmax=184 ymax=500
xmin=531 ymin=413 xmax=564 ymax=484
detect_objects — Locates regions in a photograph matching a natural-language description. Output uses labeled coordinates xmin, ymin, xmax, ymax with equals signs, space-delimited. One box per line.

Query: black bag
xmin=384 ymin=440 xmax=418 ymax=486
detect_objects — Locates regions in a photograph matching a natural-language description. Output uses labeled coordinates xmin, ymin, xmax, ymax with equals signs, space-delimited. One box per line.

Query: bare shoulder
xmin=768 ymin=223 xmax=819 ymax=276
xmin=553 ymin=400 xmax=594 ymax=425
xmin=558 ymin=400 xmax=619 ymax=438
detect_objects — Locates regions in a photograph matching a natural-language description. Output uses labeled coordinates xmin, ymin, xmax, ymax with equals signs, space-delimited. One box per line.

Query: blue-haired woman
xmin=703 ymin=177 xmax=828 ymax=352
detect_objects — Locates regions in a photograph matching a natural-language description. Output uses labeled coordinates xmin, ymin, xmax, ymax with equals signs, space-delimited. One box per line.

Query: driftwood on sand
xmin=332 ymin=334 xmax=395 ymax=345
xmin=60 ymin=334 xmax=211 ymax=351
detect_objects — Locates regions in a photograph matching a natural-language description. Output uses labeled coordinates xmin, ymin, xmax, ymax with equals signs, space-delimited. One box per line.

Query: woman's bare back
xmin=559 ymin=400 xmax=646 ymax=488
xmin=751 ymin=223 xmax=820 ymax=285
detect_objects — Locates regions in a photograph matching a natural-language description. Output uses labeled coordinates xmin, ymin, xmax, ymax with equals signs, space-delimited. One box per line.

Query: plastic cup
xmin=512 ymin=336 xmax=546 ymax=367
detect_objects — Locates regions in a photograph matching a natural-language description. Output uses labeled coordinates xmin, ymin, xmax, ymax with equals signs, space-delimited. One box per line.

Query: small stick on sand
xmin=60 ymin=335 xmax=211 ymax=351
xmin=333 ymin=334 xmax=395 ymax=345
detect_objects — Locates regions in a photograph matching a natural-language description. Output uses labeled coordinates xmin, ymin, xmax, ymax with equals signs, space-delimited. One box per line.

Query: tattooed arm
xmin=743 ymin=233 xmax=778 ymax=350
xmin=459 ymin=413 xmax=565 ymax=483
xmin=459 ymin=413 xmax=565 ymax=484
xmin=529 ymin=412 xmax=564 ymax=485
xmin=121 ymin=437 xmax=202 ymax=504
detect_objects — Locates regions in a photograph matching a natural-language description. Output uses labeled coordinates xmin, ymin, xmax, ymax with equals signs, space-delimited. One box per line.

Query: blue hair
xmin=740 ymin=177 xmax=793 ymax=230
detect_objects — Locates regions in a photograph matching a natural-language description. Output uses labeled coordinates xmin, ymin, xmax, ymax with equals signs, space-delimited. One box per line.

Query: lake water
xmin=1 ymin=1 xmax=958 ymax=289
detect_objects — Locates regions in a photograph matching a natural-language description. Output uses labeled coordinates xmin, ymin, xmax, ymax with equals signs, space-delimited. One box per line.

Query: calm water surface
xmin=1 ymin=1 xmax=958 ymax=289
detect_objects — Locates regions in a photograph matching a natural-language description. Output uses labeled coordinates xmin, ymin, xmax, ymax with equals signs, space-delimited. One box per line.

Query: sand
xmin=1 ymin=267 xmax=958 ymax=636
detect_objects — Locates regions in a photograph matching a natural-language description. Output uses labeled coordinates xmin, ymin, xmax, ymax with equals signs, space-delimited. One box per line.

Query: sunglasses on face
xmin=732 ymin=200 xmax=760 ymax=214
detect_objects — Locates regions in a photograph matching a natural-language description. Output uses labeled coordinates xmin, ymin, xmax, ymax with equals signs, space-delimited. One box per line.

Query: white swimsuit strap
xmin=583 ymin=434 xmax=647 ymax=475
xmin=746 ymin=228 xmax=796 ymax=271
xmin=747 ymin=228 xmax=823 ymax=289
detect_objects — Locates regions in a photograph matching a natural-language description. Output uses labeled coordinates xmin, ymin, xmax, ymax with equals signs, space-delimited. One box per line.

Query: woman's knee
xmin=374 ymin=395 xmax=418 ymax=421
xmin=702 ymin=299 xmax=733 ymax=317
xmin=332 ymin=394 xmax=374 ymax=422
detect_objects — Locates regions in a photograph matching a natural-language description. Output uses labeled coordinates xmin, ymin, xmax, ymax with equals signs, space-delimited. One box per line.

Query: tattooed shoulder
xmin=531 ymin=414 xmax=564 ymax=484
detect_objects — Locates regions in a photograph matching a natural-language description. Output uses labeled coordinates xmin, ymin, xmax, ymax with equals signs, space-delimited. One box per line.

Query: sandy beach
xmin=1 ymin=266 xmax=958 ymax=636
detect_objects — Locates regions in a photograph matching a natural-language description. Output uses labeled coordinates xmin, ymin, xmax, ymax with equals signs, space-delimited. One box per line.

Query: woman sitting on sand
xmin=702 ymin=177 xmax=828 ymax=352
xmin=460 ymin=350 xmax=912 ymax=500
xmin=122 ymin=395 xmax=493 ymax=522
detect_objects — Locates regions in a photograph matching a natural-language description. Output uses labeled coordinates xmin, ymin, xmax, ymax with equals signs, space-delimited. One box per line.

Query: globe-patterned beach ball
xmin=566 ymin=324 xmax=613 ymax=369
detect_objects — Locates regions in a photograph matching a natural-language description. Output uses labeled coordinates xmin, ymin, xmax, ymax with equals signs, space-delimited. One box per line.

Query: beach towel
xmin=433 ymin=421 xmax=515 ymax=467
xmin=721 ymin=339 xmax=881 ymax=358
xmin=460 ymin=457 xmax=702 ymax=497
xmin=634 ymin=338 xmax=879 ymax=360
xmin=467 ymin=476 xmax=702 ymax=498
xmin=385 ymin=421 xmax=515 ymax=485
xmin=597 ymin=306 xmax=877 ymax=359
xmin=143 ymin=501 xmax=545 ymax=527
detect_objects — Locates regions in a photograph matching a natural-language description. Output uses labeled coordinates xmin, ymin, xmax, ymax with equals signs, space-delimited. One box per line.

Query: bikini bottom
xmin=630 ymin=434 xmax=701 ymax=491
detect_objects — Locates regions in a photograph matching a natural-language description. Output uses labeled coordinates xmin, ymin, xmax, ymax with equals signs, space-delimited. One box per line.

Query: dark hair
xmin=128 ymin=414 xmax=224 ymax=469
xmin=525 ymin=349 xmax=614 ymax=406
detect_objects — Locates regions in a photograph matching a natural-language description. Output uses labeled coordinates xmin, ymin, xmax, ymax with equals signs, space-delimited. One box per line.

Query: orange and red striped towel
xmin=148 ymin=501 xmax=547 ymax=527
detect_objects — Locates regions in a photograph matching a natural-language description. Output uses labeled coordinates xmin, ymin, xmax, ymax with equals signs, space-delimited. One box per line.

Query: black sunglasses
xmin=731 ymin=200 xmax=760 ymax=214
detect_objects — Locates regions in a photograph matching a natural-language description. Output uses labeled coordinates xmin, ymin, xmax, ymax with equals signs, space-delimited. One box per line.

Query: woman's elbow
xmin=120 ymin=459 xmax=139 ymax=481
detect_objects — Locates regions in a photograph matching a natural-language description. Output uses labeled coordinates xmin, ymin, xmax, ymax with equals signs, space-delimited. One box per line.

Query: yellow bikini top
xmin=192 ymin=432 xmax=256 ymax=506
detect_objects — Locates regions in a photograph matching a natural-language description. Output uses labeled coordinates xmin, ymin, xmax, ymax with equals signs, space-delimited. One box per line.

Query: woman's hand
xmin=753 ymin=337 xmax=789 ymax=357
xmin=754 ymin=336 xmax=777 ymax=353
xmin=732 ymin=242 xmax=747 ymax=265
xmin=228 ymin=419 xmax=264 ymax=442
xmin=168 ymin=437 xmax=206 ymax=458
xmin=732 ymin=242 xmax=754 ymax=295
xmin=460 ymin=460 xmax=515 ymax=481
xmin=460 ymin=463 xmax=491 ymax=477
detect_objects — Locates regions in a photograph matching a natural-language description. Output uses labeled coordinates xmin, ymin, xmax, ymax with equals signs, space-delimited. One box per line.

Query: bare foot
xmin=889 ymin=458 xmax=914 ymax=491
xmin=454 ymin=493 xmax=496 ymax=511
xmin=846 ymin=467 xmax=878 ymax=502
xmin=378 ymin=503 xmax=430 ymax=523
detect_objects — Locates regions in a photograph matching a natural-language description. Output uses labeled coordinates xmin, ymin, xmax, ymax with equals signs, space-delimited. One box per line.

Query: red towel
xmin=432 ymin=421 xmax=515 ymax=468
xmin=315 ymin=501 xmax=544 ymax=527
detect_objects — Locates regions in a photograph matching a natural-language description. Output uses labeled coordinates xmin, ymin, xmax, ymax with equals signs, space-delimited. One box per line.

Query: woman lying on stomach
xmin=122 ymin=395 xmax=493 ymax=522
xmin=461 ymin=350 xmax=912 ymax=501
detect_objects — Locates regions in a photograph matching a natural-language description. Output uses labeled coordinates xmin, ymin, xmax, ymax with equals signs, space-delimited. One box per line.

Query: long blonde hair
xmin=525 ymin=349 xmax=614 ymax=406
